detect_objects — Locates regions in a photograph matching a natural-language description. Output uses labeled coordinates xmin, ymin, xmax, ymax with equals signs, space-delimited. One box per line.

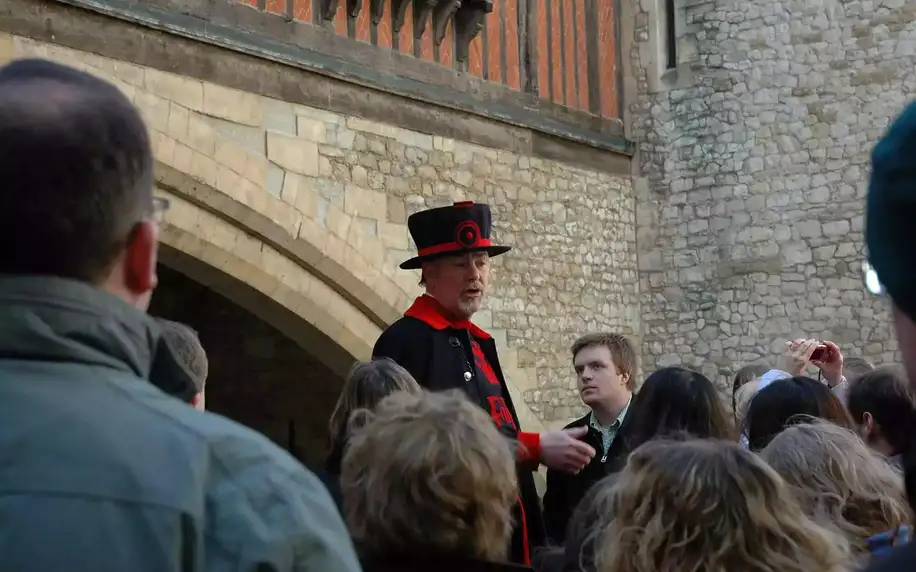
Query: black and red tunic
xmin=373 ymin=295 xmax=545 ymax=565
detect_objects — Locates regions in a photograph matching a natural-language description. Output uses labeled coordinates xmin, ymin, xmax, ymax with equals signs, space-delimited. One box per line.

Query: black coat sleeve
xmin=372 ymin=321 xmax=434 ymax=390
xmin=542 ymin=467 xmax=570 ymax=544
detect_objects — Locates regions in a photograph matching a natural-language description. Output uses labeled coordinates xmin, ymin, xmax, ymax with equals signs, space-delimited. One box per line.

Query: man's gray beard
xmin=457 ymin=297 xmax=483 ymax=319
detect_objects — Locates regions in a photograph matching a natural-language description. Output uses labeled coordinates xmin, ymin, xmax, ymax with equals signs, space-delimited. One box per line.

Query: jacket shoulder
xmin=195 ymin=415 xmax=361 ymax=571
xmin=373 ymin=316 xmax=435 ymax=354
xmin=564 ymin=413 xmax=591 ymax=430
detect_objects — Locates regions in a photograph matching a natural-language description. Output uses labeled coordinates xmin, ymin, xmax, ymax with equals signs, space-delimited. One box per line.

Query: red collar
xmin=404 ymin=295 xmax=492 ymax=340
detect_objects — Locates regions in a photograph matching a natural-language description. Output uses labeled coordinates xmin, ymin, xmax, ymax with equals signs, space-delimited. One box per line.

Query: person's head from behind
xmin=847 ymin=366 xmax=915 ymax=458
xmin=732 ymin=362 xmax=769 ymax=411
xmin=0 ymin=59 xmax=159 ymax=308
xmin=328 ymin=357 xmax=422 ymax=450
xmin=594 ymin=439 xmax=849 ymax=572
xmin=760 ymin=421 xmax=910 ymax=561
xmin=156 ymin=318 xmax=208 ymax=410
xmin=571 ymin=332 xmax=638 ymax=412
xmin=341 ymin=389 xmax=516 ymax=562
xmin=627 ymin=367 xmax=735 ymax=449
xmin=844 ymin=357 xmax=876 ymax=382
xmin=744 ymin=376 xmax=854 ymax=451
xmin=866 ymin=100 xmax=916 ymax=511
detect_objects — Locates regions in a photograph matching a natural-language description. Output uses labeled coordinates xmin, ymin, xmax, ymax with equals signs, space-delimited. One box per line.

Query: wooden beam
xmin=455 ymin=0 xmax=492 ymax=62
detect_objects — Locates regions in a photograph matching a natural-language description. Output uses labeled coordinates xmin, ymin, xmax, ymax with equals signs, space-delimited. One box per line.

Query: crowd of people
xmin=2 ymin=56 xmax=916 ymax=572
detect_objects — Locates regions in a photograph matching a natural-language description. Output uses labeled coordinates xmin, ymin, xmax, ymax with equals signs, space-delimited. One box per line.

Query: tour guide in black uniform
xmin=372 ymin=201 xmax=596 ymax=565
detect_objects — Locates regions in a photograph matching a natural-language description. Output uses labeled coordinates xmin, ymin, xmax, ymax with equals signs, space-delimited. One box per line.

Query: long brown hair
xmin=595 ymin=439 xmax=851 ymax=572
xmin=760 ymin=421 xmax=911 ymax=563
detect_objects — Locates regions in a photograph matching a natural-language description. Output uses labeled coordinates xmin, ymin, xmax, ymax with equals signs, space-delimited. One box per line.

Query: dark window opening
xmin=665 ymin=0 xmax=677 ymax=69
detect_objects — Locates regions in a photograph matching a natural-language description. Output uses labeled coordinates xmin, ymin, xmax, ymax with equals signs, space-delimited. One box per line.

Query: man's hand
xmin=778 ymin=338 xmax=818 ymax=376
xmin=539 ymin=426 xmax=596 ymax=474
xmin=813 ymin=340 xmax=844 ymax=387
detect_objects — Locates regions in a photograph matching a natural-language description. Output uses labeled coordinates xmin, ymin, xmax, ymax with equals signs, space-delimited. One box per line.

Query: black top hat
xmin=400 ymin=201 xmax=511 ymax=270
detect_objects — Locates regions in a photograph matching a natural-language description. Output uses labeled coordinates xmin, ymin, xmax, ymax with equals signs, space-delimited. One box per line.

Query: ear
xmin=192 ymin=391 xmax=205 ymax=411
xmin=124 ymin=221 xmax=159 ymax=296
xmin=619 ymin=371 xmax=630 ymax=388
xmin=863 ymin=411 xmax=877 ymax=438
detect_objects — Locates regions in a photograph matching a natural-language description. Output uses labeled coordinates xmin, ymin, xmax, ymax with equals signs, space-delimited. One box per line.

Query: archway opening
xmin=149 ymin=263 xmax=344 ymax=470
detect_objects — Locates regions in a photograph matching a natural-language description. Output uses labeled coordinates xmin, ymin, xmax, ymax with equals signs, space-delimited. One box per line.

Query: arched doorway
xmin=149 ymin=263 xmax=344 ymax=470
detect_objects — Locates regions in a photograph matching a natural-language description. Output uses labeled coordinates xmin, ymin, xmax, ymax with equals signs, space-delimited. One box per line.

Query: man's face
xmin=574 ymin=345 xmax=630 ymax=407
xmin=423 ymin=252 xmax=490 ymax=319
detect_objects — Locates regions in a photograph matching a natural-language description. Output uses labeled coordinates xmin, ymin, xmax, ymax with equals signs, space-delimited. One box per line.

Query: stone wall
xmin=1 ymin=30 xmax=639 ymax=425
xmin=626 ymin=0 xmax=915 ymax=388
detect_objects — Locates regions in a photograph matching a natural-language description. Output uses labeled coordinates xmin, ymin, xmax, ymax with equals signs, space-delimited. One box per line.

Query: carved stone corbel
xmin=347 ymin=0 xmax=363 ymax=17
xmin=321 ymin=0 xmax=341 ymax=21
xmin=369 ymin=0 xmax=385 ymax=23
xmin=432 ymin=0 xmax=461 ymax=45
xmin=392 ymin=0 xmax=412 ymax=32
xmin=454 ymin=0 xmax=492 ymax=62
xmin=413 ymin=0 xmax=438 ymax=39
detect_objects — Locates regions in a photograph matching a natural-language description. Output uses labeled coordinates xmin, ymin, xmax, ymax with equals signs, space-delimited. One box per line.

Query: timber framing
xmin=1 ymin=0 xmax=634 ymax=172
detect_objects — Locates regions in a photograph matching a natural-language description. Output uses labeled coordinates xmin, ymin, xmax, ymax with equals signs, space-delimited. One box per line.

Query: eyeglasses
xmin=152 ymin=196 xmax=170 ymax=224
xmin=862 ymin=260 xmax=885 ymax=296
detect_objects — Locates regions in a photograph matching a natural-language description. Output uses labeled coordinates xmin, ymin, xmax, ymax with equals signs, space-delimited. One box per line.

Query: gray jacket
xmin=0 ymin=277 xmax=361 ymax=572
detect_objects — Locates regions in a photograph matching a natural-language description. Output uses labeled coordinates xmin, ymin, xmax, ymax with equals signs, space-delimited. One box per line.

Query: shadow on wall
xmin=148 ymin=264 xmax=344 ymax=470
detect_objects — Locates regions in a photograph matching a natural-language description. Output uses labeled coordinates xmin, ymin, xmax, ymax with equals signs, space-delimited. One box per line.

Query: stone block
xmin=145 ymin=68 xmax=203 ymax=112
xmin=190 ymin=152 xmax=218 ymax=188
xmin=214 ymin=140 xmax=250 ymax=175
xmin=187 ymin=112 xmax=217 ymax=156
xmin=297 ymin=116 xmax=328 ymax=143
xmin=344 ymin=185 xmax=387 ymax=220
xmin=202 ymin=82 xmax=263 ymax=127
xmin=378 ymin=221 xmax=409 ymax=250
xmin=0 ymin=33 xmax=13 ymax=65
xmin=167 ymin=103 xmax=190 ymax=142
xmin=266 ymin=131 xmax=319 ymax=176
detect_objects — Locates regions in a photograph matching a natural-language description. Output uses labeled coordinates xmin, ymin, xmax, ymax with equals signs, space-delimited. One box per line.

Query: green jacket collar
xmin=0 ymin=276 xmax=196 ymax=400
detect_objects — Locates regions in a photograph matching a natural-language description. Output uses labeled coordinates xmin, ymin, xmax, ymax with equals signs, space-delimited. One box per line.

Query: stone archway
xmin=149 ymin=262 xmax=340 ymax=469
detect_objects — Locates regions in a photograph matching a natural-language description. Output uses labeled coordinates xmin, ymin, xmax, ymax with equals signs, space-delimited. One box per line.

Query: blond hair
xmin=341 ymin=389 xmax=516 ymax=561
xmin=595 ymin=439 xmax=851 ymax=572
xmin=760 ymin=420 xmax=911 ymax=562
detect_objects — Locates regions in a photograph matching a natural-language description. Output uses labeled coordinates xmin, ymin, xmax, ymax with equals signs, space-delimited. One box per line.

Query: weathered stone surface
xmin=627 ymin=0 xmax=914 ymax=392
xmin=3 ymin=32 xmax=638 ymax=426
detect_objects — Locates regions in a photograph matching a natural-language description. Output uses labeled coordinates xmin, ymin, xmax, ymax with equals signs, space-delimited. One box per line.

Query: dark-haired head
xmin=0 ymin=59 xmax=157 ymax=308
xmin=745 ymin=376 xmax=854 ymax=451
xmin=627 ymin=367 xmax=736 ymax=450
xmin=847 ymin=366 xmax=915 ymax=458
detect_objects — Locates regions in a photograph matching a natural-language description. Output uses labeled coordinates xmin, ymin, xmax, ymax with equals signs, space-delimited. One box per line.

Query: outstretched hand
xmin=540 ymin=426 xmax=596 ymax=474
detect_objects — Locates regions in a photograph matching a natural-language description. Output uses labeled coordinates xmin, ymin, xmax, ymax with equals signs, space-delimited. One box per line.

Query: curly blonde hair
xmin=341 ymin=389 xmax=516 ymax=562
xmin=595 ymin=439 xmax=851 ymax=572
xmin=759 ymin=420 xmax=911 ymax=562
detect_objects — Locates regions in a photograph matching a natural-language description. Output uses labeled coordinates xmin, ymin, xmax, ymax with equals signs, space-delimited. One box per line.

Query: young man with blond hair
xmin=542 ymin=332 xmax=638 ymax=542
